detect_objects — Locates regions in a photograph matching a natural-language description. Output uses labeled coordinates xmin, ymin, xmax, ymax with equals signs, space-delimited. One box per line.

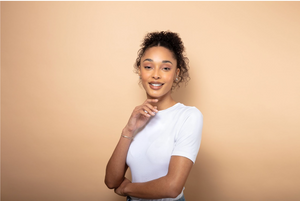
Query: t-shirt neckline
xmin=157 ymin=102 xmax=181 ymax=114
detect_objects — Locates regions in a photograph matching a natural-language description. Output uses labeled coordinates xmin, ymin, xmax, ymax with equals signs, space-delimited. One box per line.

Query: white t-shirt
xmin=126 ymin=103 xmax=203 ymax=201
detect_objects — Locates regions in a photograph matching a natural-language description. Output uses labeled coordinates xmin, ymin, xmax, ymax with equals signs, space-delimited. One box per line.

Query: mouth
xmin=150 ymin=83 xmax=164 ymax=87
xmin=149 ymin=82 xmax=164 ymax=90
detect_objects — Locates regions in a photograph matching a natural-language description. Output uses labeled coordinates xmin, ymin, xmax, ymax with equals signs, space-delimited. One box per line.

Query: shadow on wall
xmin=173 ymin=75 xmax=219 ymax=200
xmin=185 ymin=150 xmax=219 ymax=201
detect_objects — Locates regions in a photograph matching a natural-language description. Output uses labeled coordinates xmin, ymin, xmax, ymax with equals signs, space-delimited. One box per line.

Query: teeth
xmin=151 ymin=83 xmax=163 ymax=86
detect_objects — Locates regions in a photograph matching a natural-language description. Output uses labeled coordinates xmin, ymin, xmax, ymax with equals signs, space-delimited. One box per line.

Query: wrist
xmin=122 ymin=126 xmax=135 ymax=137
xmin=123 ymin=181 xmax=132 ymax=196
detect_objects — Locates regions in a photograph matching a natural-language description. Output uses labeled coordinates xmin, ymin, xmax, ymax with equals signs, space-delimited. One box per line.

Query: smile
xmin=150 ymin=83 xmax=163 ymax=87
xmin=149 ymin=82 xmax=164 ymax=90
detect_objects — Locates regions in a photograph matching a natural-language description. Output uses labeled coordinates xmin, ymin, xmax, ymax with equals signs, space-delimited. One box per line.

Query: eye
xmin=144 ymin=66 xmax=152 ymax=70
xmin=162 ymin=67 xmax=171 ymax=71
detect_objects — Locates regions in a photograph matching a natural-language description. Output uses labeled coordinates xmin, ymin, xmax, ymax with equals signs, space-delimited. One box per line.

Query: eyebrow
xmin=142 ymin=59 xmax=173 ymax=65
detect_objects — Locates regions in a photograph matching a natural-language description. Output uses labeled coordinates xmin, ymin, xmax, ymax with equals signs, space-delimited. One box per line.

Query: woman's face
xmin=139 ymin=46 xmax=179 ymax=99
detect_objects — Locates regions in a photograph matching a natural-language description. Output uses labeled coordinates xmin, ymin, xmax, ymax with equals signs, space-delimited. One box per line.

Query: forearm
xmin=118 ymin=156 xmax=193 ymax=199
xmin=105 ymin=99 xmax=158 ymax=190
xmin=105 ymin=127 xmax=133 ymax=189
xmin=123 ymin=176 xmax=182 ymax=199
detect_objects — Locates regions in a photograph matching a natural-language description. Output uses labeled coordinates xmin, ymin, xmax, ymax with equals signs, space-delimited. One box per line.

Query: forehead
xmin=142 ymin=46 xmax=176 ymax=61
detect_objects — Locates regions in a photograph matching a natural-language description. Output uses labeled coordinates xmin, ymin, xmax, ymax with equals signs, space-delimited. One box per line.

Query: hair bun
xmin=134 ymin=31 xmax=190 ymax=89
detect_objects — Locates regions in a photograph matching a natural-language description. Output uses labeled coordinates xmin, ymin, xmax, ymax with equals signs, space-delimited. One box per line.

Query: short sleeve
xmin=171 ymin=107 xmax=203 ymax=163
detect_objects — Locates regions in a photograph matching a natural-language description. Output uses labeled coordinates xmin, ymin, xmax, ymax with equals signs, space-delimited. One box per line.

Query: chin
xmin=146 ymin=91 xmax=170 ymax=99
xmin=146 ymin=93 xmax=160 ymax=99
xmin=143 ymin=85 xmax=172 ymax=99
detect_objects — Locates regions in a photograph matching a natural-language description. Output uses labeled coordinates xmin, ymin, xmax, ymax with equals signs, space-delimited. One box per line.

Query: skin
xmin=105 ymin=46 xmax=193 ymax=199
xmin=139 ymin=46 xmax=179 ymax=111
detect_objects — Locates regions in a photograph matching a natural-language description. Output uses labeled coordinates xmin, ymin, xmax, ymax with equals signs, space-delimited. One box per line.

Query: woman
xmin=105 ymin=31 xmax=203 ymax=201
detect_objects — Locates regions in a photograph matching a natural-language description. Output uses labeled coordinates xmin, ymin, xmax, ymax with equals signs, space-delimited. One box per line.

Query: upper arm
xmin=165 ymin=155 xmax=194 ymax=197
xmin=164 ymin=108 xmax=203 ymax=196
xmin=172 ymin=108 xmax=203 ymax=163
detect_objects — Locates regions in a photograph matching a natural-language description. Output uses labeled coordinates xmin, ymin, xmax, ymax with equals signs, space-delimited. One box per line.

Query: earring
xmin=175 ymin=77 xmax=179 ymax=81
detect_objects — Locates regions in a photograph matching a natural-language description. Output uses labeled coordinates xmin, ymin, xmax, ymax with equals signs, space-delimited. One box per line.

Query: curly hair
xmin=134 ymin=31 xmax=190 ymax=89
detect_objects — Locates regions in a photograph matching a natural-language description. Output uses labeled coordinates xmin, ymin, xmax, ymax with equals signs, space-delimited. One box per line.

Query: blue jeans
xmin=126 ymin=195 xmax=185 ymax=201
xmin=177 ymin=195 xmax=186 ymax=201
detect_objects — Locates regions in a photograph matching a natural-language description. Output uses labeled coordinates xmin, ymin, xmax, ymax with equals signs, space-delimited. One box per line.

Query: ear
xmin=176 ymin=68 xmax=180 ymax=77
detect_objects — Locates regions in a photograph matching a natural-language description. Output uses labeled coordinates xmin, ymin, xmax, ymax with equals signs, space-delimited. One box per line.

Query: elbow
xmin=104 ymin=178 xmax=113 ymax=189
xmin=168 ymin=189 xmax=182 ymax=199
xmin=104 ymin=177 xmax=119 ymax=189
xmin=105 ymin=181 xmax=115 ymax=189
xmin=166 ymin=183 xmax=183 ymax=199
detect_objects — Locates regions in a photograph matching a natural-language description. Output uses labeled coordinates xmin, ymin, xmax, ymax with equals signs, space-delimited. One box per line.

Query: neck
xmin=146 ymin=91 xmax=177 ymax=111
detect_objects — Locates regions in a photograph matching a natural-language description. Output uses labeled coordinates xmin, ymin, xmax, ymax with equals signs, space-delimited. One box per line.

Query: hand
xmin=125 ymin=99 xmax=158 ymax=133
xmin=114 ymin=177 xmax=131 ymax=196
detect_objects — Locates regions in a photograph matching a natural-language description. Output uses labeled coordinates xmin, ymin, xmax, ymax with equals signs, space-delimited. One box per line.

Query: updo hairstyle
xmin=134 ymin=31 xmax=190 ymax=89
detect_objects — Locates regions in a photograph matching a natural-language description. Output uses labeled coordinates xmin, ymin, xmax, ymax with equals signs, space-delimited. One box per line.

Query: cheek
xmin=163 ymin=74 xmax=176 ymax=83
xmin=140 ymin=73 xmax=150 ymax=87
xmin=141 ymin=73 xmax=149 ymax=82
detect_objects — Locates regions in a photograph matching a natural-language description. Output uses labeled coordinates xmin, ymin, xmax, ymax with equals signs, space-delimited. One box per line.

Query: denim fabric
xmin=126 ymin=195 xmax=185 ymax=201
xmin=176 ymin=195 xmax=185 ymax=201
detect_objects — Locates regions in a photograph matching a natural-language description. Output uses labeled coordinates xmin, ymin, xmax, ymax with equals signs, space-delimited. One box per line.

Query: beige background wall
xmin=1 ymin=2 xmax=300 ymax=201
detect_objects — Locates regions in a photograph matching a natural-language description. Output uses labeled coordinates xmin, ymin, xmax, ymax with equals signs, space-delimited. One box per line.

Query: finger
xmin=142 ymin=107 xmax=155 ymax=116
xmin=144 ymin=99 xmax=158 ymax=104
xmin=144 ymin=100 xmax=159 ymax=111
xmin=140 ymin=109 xmax=151 ymax=117
xmin=143 ymin=103 xmax=158 ymax=115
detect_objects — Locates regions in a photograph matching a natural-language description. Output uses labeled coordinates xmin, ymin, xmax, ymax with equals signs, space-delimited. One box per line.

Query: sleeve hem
xmin=171 ymin=153 xmax=196 ymax=164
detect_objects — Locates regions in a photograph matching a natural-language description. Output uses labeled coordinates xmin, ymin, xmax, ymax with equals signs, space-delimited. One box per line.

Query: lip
xmin=149 ymin=82 xmax=164 ymax=90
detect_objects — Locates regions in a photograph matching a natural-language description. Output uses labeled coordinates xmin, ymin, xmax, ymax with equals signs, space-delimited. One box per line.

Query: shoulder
xmin=176 ymin=103 xmax=203 ymax=121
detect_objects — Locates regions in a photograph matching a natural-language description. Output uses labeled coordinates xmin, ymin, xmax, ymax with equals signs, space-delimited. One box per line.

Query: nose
xmin=152 ymin=68 xmax=160 ymax=79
